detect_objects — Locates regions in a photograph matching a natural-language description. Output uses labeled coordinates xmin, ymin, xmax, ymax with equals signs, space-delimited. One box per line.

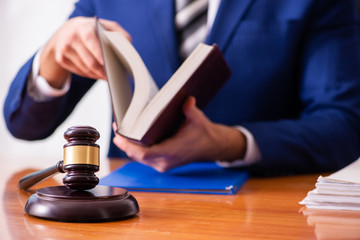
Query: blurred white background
xmin=0 ymin=0 xmax=111 ymax=161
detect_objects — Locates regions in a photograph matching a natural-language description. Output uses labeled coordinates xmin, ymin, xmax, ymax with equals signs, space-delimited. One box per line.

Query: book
xmin=299 ymin=158 xmax=360 ymax=211
xmin=97 ymin=21 xmax=231 ymax=145
xmin=99 ymin=162 xmax=249 ymax=195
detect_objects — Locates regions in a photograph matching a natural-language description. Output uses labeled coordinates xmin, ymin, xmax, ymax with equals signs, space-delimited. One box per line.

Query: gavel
xmin=19 ymin=126 xmax=101 ymax=191
xmin=19 ymin=125 xmax=139 ymax=222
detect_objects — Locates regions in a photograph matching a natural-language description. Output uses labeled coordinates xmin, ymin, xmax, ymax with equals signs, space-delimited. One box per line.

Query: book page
xmin=98 ymin=22 xmax=132 ymax=123
xmin=98 ymin=22 xmax=158 ymax=136
xmin=129 ymin=44 xmax=213 ymax=139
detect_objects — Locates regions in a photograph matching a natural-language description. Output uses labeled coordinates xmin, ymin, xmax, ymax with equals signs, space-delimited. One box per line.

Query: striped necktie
xmin=175 ymin=0 xmax=208 ymax=60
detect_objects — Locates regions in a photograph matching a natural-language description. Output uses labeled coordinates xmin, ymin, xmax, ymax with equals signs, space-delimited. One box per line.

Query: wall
xmin=0 ymin=0 xmax=111 ymax=161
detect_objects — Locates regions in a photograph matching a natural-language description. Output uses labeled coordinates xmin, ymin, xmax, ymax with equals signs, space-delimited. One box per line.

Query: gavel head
xmin=62 ymin=126 xmax=100 ymax=190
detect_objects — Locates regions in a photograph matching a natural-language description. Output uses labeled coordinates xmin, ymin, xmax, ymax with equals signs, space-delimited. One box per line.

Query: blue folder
xmin=99 ymin=162 xmax=248 ymax=195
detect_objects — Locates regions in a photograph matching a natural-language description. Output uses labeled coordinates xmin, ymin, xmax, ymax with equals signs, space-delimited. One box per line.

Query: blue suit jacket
xmin=4 ymin=0 xmax=360 ymax=174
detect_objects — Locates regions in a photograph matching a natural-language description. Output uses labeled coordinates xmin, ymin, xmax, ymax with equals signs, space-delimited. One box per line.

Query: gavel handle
xmin=18 ymin=161 xmax=64 ymax=190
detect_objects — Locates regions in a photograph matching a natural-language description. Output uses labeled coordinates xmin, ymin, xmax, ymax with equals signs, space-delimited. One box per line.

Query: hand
xmin=113 ymin=97 xmax=247 ymax=172
xmin=39 ymin=17 xmax=131 ymax=89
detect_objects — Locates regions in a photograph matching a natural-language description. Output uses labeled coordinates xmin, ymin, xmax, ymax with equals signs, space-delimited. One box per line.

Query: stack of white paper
xmin=300 ymin=158 xmax=360 ymax=211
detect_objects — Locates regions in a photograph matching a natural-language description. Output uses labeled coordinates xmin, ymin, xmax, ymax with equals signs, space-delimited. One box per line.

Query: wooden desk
xmin=1 ymin=154 xmax=359 ymax=240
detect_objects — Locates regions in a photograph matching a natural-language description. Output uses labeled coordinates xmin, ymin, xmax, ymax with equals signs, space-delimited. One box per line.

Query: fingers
xmin=113 ymin=130 xmax=196 ymax=172
xmin=112 ymin=122 xmax=148 ymax=160
xmin=40 ymin=17 xmax=132 ymax=85
xmin=111 ymin=97 xmax=212 ymax=173
xmin=113 ymin=134 xmax=155 ymax=168
xmin=68 ymin=35 xmax=105 ymax=79
xmin=58 ymin=17 xmax=105 ymax=79
xmin=80 ymin=22 xmax=104 ymax=65
xmin=65 ymin=17 xmax=131 ymax=79
xmin=99 ymin=18 xmax=132 ymax=41
xmin=112 ymin=123 xmax=174 ymax=172
xmin=56 ymin=44 xmax=101 ymax=80
xmin=112 ymin=122 xmax=118 ymax=133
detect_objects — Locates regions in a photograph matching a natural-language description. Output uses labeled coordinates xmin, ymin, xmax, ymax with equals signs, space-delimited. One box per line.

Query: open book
xmin=299 ymin=158 xmax=360 ymax=211
xmin=97 ymin=21 xmax=231 ymax=145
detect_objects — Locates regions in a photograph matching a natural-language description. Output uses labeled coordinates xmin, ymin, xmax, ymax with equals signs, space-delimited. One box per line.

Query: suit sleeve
xmin=3 ymin=0 xmax=97 ymax=140
xmin=243 ymin=0 xmax=360 ymax=175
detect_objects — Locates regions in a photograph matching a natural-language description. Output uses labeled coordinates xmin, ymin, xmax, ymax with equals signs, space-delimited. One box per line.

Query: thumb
xmin=183 ymin=96 xmax=206 ymax=123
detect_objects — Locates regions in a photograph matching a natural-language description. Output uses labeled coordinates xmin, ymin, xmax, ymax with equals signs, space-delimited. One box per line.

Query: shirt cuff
xmin=27 ymin=48 xmax=71 ymax=102
xmin=216 ymin=126 xmax=262 ymax=168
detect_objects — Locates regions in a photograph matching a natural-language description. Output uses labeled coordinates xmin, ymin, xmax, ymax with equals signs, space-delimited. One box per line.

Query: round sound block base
xmin=25 ymin=185 xmax=139 ymax=222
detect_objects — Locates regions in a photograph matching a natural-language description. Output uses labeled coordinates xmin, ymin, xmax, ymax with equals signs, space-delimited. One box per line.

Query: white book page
xmin=100 ymin=29 xmax=158 ymax=137
xmin=98 ymin=26 xmax=132 ymax=124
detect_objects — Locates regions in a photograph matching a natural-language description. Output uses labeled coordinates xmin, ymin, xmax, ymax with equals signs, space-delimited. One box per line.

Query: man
xmin=4 ymin=0 xmax=360 ymax=174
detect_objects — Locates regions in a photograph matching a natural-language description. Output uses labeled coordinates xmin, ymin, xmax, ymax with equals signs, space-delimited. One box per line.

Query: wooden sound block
xmin=25 ymin=185 xmax=139 ymax=222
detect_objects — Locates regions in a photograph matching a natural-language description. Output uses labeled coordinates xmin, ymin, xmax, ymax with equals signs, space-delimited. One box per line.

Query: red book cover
xmin=140 ymin=45 xmax=231 ymax=145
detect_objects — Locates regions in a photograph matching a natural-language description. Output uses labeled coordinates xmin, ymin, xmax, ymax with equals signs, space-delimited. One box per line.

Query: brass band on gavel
xmin=63 ymin=145 xmax=100 ymax=166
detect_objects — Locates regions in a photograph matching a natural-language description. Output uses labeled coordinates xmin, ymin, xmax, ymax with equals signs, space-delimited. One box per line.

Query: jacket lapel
xmin=145 ymin=0 xmax=256 ymax=69
xmin=207 ymin=0 xmax=255 ymax=53
xmin=146 ymin=0 xmax=180 ymax=71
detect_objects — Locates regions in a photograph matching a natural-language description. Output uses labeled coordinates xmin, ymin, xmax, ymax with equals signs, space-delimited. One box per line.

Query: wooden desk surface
xmin=1 ymin=154 xmax=359 ymax=240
